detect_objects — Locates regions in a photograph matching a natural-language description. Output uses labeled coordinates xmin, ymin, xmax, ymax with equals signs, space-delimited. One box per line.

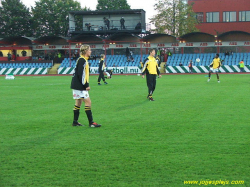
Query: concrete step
xmin=48 ymin=63 xmax=61 ymax=74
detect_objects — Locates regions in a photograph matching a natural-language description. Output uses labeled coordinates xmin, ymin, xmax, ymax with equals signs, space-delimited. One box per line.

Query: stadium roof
xmin=34 ymin=36 xmax=69 ymax=45
xmin=107 ymin=32 xmax=141 ymax=42
xmin=69 ymin=9 xmax=145 ymax=15
xmin=69 ymin=34 xmax=103 ymax=43
xmin=0 ymin=36 xmax=33 ymax=45
xmin=180 ymin=32 xmax=215 ymax=42
xmin=143 ymin=34 xmax=176 ymax=43
xmin=218 ymin=31 xmax=250 ymax=37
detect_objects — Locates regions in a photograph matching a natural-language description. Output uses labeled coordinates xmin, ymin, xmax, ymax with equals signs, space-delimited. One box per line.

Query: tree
xmin=96 ymin=0 xmax=130 ymax=10
xmin=0 ymin=0 xmax=33 ymax=37
xmin=150 ymin=0 xmax=199 ymax=37
xmin=31 ymin=0 xmax=86 ymax=37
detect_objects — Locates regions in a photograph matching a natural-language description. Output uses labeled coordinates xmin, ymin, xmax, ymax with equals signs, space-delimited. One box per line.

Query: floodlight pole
xmin=69 ymin=41 xmax=72 ymax=67
xmin=103 ymin=39 xmax=107 ymax=66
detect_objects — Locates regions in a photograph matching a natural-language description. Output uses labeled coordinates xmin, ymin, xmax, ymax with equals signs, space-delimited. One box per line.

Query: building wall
xmin=189 ymin=0 xmax=250 ymax=35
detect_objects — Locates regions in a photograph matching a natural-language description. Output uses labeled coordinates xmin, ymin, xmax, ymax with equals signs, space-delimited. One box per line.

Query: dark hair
xmin=216 ymin=53 xmax=219 ymax=57
xmin=149 ymin=48 xmax=155 ymax=54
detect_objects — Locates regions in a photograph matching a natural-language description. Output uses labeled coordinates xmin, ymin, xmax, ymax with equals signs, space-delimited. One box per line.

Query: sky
xmin=21 ymin=0 xmax=158 ymax=28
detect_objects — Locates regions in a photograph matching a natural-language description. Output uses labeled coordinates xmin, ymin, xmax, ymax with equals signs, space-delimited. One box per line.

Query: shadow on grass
xmin=116 ymin=98 xmax=150 ymax=111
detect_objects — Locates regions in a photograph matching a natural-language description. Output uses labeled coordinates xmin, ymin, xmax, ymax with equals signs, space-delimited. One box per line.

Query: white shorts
xmin=105 ymin=71 xmax=110 ymax=77
xmin=210 ymin=68 xmax=219 ymax=73
xmin=72 ymin=90 xmax=89 ymax=99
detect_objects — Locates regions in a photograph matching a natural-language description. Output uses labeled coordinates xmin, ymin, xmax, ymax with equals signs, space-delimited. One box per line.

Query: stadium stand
xmin=1 ymin=53 xmax=249 ymax=69
xmin=0 ymin=62 xmax=52 ymax=69
xmin=58 ymin=53 xmax=250 ymax=68
xmin=167 ymin=52 xmax=250 ymax=66
xmin=59 ymin=55 xmax=149 ymax=68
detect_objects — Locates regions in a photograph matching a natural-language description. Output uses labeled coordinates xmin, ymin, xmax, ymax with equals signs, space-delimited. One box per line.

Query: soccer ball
xmin=196 ymin=58 xmax=200 ymax=63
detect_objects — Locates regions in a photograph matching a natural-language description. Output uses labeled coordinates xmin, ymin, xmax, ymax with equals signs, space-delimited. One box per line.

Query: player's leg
xmin=101 ymin=71 xmax=108 ymax=84
xmin=152 ymin=75 xmax=157 ymax=95
xmin=98 ymin=72 xmax=102 ymax=85
xmin=216 ymin=72 xmax=220 ymax=83
xmin=101 ymin=71 xmax=105 ymax=82
xmin=73 ymin=99 xmax=83 ymax=126
xmin=146 ymin=74 xmax=155 ymax=101
xmin=208 ymin=70 xmax=212 ymax=82
xmin=83 ymin=97 xmax=101 ymax=127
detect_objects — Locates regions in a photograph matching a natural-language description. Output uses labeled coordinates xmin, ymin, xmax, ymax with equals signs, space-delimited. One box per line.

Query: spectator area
xmin=167 ymin=52 xmax=250 ymax=66
xmin=60 ymin=53 xmax=250 ymax=68
xmin=59 ymin=55 xmax=149 ymax=68
xmin=0 ymin=62 xmax=52 ymax=68
xmin=1 ymin=53 xmax=250 ymax=69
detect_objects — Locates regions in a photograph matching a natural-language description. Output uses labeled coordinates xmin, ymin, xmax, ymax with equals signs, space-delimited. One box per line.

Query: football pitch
xmin=0 ymin=74 xmax=249 ymax=187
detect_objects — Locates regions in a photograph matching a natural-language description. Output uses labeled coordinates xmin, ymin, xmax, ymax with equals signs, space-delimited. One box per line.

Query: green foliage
xmin=0 ymin=74 xmax=249 ymax=186
xmin=0 ymin=0 xmax=33 ymax=37
xmin=151 ymin=0 xmax=199 ymax=37
xmin=31 ymin=0 xmax=86 ymax=37
xmin=96 ymin=0 xmax=131 ymax=10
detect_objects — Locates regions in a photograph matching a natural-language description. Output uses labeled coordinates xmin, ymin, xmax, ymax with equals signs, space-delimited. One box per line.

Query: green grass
xmin=0 ymin=74 xmax=249 ymax=187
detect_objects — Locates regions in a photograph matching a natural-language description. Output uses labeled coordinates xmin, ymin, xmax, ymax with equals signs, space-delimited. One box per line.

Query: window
xmin=196 ymin=12 xmax=204 ymax=23
xmin=223 ymin=12 xmax=236 ymax=22
xmin=239 ymin=11 xmax=250 ymax=21
xmin=206 ymin=12 xmax=219 ymax=22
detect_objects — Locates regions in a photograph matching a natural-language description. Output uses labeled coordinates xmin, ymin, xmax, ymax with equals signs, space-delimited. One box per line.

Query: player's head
xmin=215 ymin=53 xmax=219 ymax=58
xmin=80 ymin=45 xmax=91 ymax=57
xmin=100 ymin=54 xmax=105 ymax=59
xmin=149 ymin=48 xmax=155 ymax=56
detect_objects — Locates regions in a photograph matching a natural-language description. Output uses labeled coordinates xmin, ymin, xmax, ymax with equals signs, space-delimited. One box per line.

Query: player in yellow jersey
xmin=141 ymin=49 xmax=161 ymax=101
xmin=207 ymin=53 xmax=222 ymax=83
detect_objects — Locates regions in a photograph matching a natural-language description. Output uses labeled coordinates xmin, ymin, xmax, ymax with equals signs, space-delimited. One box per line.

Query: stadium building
xmin=188 ymin=0 xmax=250 ymax=35
xmin=0 ymin=9 xmax=250 ymax=75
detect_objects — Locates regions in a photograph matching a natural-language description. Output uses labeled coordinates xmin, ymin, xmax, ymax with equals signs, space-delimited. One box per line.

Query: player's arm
xmin=139 ymin=62 xmax=143 ymax=69
xmin=141 ymin=59 xmax=149 ymax=75
xmin=157 ymin=57 xmax=161 ymax=65
xmin=101 ymin=60 xmax=105 ymax=71
xmin=219 ymin=58 xmax=222 ymax=68
xmin=209 ymin=60 xmax=214 ymax=67
xmin=156 ymin=64 xmax=160 ymax=75
xmin=99 ymin=60 xmax=103 ymax=71
xmin=78 ymin=58 xmax=89 ymax=88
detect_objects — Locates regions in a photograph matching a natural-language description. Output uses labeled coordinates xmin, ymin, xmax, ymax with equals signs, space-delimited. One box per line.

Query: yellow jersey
xmin=141 ymin=56 xmax=159 ymax=75
xmin=210 ymin=58 xmax=221 ymax=69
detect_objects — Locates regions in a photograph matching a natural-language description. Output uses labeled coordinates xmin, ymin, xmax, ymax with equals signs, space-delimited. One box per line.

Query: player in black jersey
xmin=71 ymin=45 xmax=101 ymax=127
xmin=98 ymin=54 xmax=108 ymax=85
